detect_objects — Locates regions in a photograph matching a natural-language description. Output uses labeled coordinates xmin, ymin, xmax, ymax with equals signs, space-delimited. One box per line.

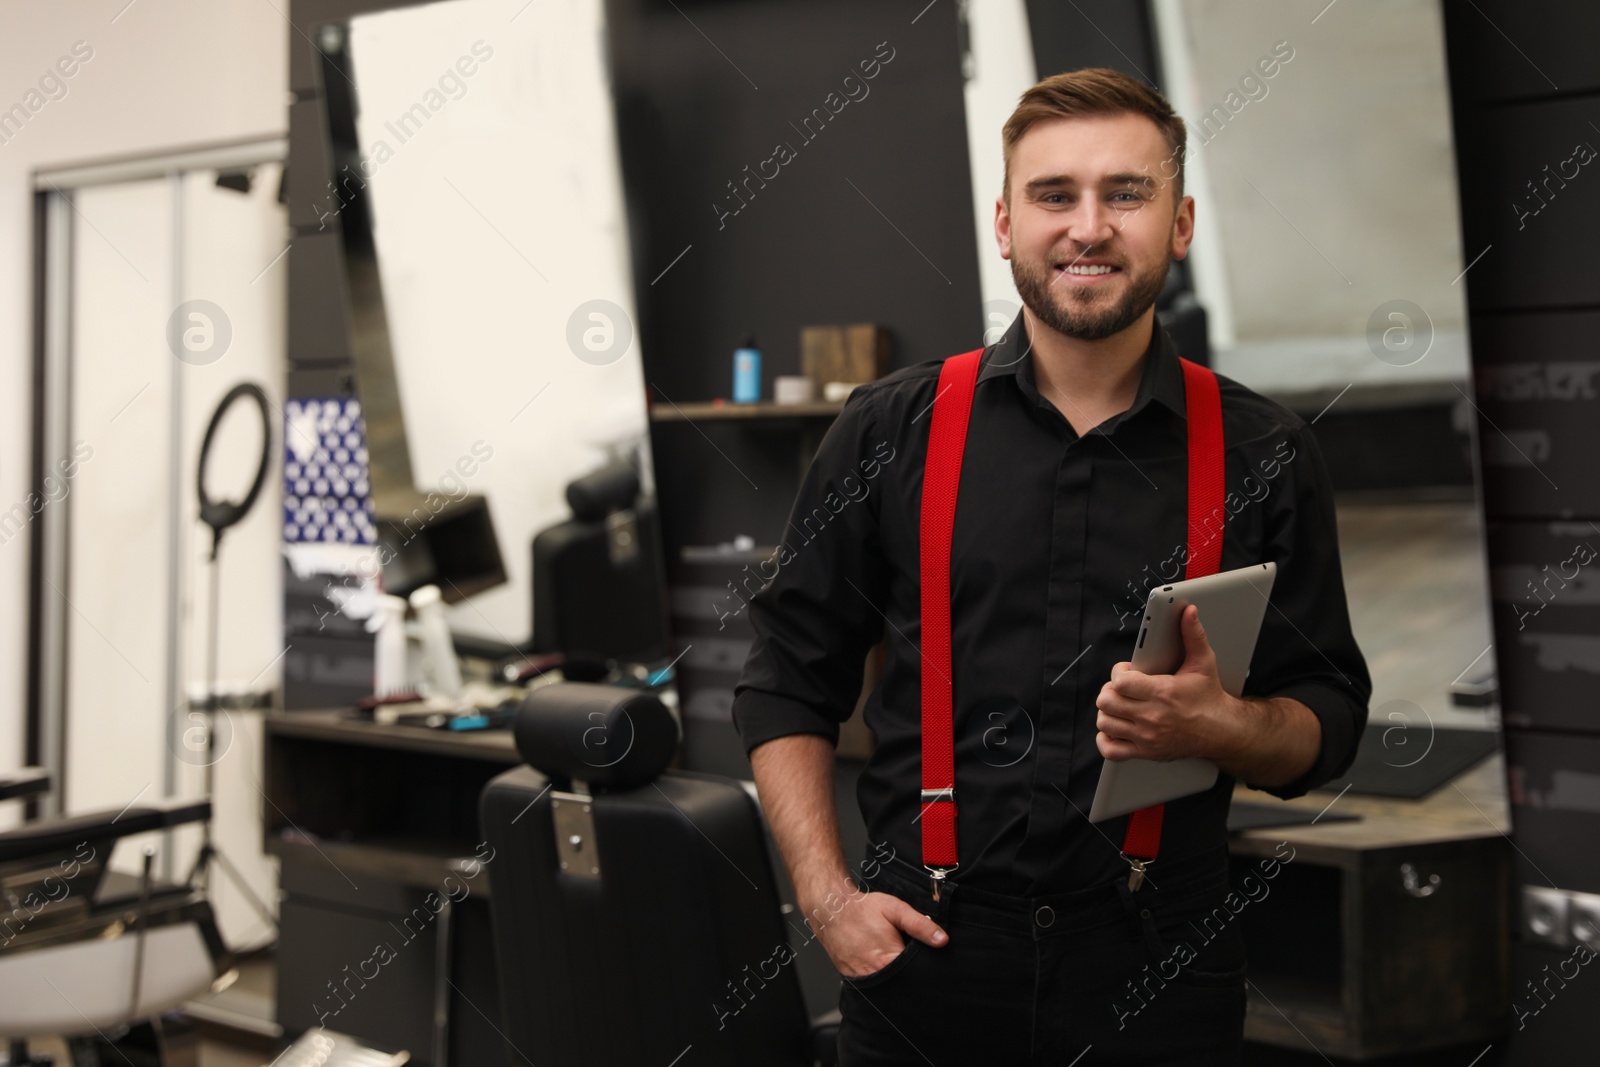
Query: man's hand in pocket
xmin=806 ymin=889 xmax=949 ymax=978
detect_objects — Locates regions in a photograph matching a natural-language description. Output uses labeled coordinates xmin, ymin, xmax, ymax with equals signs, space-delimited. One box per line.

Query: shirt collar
xmin=978 ymin=310 xmax=1188 ymax=422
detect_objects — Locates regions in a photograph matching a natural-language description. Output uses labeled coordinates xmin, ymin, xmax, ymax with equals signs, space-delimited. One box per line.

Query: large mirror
xmin=308 ymin=0 xmax=669 ymax=677
xmin=1144 ymin=1 xmax=1491 ymax=737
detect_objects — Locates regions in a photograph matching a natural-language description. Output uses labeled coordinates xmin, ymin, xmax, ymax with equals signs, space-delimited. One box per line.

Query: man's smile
xmin=1052 ymin=258 xmax=1124 ymax=288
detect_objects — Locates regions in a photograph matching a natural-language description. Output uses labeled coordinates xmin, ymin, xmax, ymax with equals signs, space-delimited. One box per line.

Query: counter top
xmin=264 ymin=708 xmax=521 ymax=764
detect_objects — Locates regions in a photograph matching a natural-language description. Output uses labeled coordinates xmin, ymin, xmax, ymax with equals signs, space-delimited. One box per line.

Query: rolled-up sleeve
xmin=732 ymin=386 xmax=891 ymax=754
xmin=1242 ymin=421 xmax=1372 ymax=799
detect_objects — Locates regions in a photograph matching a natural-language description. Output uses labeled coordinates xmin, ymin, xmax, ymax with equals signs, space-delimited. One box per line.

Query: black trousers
xmin=836 ymin=847 xmax=1247 ymax=1066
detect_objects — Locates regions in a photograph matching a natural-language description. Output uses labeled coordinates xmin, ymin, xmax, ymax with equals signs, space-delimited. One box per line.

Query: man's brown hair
xmin=1001 ymin=68 xmax=1188 ymax=208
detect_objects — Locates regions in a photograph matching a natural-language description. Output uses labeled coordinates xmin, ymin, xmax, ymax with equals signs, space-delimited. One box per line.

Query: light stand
xmin=184 ymin=382 xmax=278 ymax=941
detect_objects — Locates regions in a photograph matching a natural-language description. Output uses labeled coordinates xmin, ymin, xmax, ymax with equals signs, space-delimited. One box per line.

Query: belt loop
xmin=1115 ymin=875 xmax=1140 ymax=917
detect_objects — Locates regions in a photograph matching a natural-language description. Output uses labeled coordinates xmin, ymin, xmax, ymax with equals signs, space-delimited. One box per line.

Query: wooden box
xmin=800 ymin=324 xmax=892 ymax=388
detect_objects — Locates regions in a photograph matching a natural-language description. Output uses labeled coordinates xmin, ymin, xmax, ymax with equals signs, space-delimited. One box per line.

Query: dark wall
xmin=1025 ymin=0 xmax=1163 ymax=84
xmin=609 ymin=0 xmax=982 ymax=396
xmin=286 ymin=0 xmax=433 ymax=395
xmin=1442 ymin=2 xmax=1600 ymax=1062
xmin=606 ymin=0 xmax=984 ymax=554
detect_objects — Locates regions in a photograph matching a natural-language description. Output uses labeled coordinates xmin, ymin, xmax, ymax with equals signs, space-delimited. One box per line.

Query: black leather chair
xmin=480 ymin=682 xmax=840 ymax=1066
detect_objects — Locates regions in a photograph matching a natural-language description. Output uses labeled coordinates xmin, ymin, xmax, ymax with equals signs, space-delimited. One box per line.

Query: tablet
xmin=1088 ymin=561 xmax=1277 ymax=822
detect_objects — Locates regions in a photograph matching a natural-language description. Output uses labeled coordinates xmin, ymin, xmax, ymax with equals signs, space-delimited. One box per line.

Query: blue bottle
xmin=733 ymin=334 xmax=761 ymax=403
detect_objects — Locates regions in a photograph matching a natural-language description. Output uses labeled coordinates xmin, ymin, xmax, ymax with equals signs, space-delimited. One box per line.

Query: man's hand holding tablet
xmin=1088 ymin=562 xmax=1278 ymax=822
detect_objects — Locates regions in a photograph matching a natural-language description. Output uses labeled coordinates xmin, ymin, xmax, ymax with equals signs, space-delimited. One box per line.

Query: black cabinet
xmin=264 ymin=711 xmax=518 ymax=1066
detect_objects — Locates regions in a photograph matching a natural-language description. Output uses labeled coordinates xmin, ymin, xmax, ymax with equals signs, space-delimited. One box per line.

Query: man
xmin=732 ymin=68 xmax=1370 ymax=1065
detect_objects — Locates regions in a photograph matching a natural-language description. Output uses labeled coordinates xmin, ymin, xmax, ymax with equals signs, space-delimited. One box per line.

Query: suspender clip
xmin=1123 ymin=855 xmax=1150 ymax=892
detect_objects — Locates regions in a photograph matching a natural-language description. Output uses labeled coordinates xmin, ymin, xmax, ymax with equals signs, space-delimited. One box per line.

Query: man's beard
xmin=1011 ymin=249 xmax=1169 ymax=342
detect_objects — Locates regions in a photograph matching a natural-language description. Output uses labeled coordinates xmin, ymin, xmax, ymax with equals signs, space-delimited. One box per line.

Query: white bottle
xmin=409 ymin=584 xmax=462 ymax=698
xmin=368 ymin=594 xmax=410 ymax=697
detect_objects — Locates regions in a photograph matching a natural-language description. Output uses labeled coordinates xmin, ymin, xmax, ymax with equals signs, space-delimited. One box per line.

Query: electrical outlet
xmin=1523 ymin=885 xmax=1570 ymax=947
xmin=1568 ymin=891 xmax=1600 ymax=952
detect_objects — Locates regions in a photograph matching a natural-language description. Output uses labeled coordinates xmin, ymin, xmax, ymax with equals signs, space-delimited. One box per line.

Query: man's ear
xmin=1169 ymin=194 xmax=1195 ymax=260
xmin=995 ymin=195 xmax=1013 ymax=260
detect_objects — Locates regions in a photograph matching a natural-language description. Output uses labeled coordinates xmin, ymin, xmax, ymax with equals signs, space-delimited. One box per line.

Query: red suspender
xmin=1120 ymin=357 xmax=1225 ymax=866
xmin=1179 ymin=358 xmax=1227 ymax=579
xmin=918 ymin=348 xmax=984 ymax=887
xmin=919 ymin=347 xmax=1225 ymax=886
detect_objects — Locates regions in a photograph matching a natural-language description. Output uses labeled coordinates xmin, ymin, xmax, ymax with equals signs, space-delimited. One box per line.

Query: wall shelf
xmin=649 ymin=399 xmax=845 ymax=422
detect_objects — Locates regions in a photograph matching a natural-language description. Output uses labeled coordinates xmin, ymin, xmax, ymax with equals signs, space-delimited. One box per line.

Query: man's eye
xmin=1112 ymin=191 xmax=1142 ymax=204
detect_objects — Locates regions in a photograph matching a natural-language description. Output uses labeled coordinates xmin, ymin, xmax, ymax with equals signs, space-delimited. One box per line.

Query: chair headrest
xmin=566 ymin=463 xmax=639 ymax=522
xmin=513 ymin=682 xmax=679 ymax=789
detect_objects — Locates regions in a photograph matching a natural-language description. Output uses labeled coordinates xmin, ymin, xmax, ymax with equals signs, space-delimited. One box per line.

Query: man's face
xmin=996 ymin=113 xmax=1194 ymax=342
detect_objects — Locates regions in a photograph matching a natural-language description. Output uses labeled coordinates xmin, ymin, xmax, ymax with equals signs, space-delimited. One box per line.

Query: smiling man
xmin=733 ymin=68 xmax=1371 ymax=1064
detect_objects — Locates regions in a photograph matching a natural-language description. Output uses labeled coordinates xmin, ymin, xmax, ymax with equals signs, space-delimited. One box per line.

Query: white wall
xmin=0 ymin=1 xmax=286 ymax=806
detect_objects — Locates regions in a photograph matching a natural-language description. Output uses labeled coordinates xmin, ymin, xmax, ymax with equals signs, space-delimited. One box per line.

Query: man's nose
xmin=1063 ymin=198 xmax=1118 ymax=250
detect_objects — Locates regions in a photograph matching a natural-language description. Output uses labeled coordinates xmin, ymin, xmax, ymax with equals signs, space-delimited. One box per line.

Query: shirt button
xmin=1035 ymin=905 xmax=1055 ymax=928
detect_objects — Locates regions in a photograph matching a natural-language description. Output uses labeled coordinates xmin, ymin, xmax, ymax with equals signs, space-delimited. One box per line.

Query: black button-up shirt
xmin=732 ymin=312 xmax=1371 ymax=895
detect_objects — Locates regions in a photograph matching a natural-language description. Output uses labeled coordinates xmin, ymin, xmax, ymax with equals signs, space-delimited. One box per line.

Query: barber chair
xmin=0 ymin=769 xmax=230 ymax=1066
xmin=530 ymin=462 xmax=670 ymax=681
xmin=480 ymin=683 xmax=841 ymax=1066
